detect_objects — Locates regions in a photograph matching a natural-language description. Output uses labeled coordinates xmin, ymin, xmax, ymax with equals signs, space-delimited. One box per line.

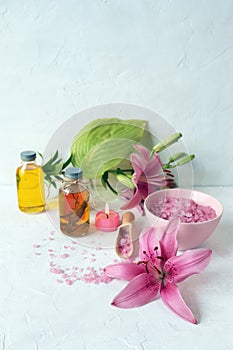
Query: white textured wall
xmin=0 ymin=0 xmax=232 ymax=185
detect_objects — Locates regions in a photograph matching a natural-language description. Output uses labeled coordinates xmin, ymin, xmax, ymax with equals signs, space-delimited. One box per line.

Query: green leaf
xmin=71 ymin=118 xmax=146 ymax=179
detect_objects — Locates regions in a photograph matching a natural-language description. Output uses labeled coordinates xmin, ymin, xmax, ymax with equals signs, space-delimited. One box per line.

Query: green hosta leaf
xmin=71 ymin=118 xmax=146 ymax=179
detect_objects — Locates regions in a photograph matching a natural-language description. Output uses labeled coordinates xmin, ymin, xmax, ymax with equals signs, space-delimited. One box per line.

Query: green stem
xmin=105 ymin=178 xmax=118 ymax=195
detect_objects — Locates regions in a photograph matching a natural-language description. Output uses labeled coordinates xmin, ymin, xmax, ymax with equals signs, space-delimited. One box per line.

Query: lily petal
xmin=131 ymin=153 xmax=145 ymax=179
xmin=159 ymin=218 xmax=180 ymax=260
xmin=120 ymin=187 xmax=142 ymax=210
xmin=164 ymin=248 xmax=212 ymax=284
xmin=104 ymin=262 xmax=145 ymax=281
xmin=133 ymin=144 xmax=150 ymax=162
xmin=139 ymin=227 xmax=160 ymax=262
xmin=112 ymin=273 xmax=161 ymax=309
xmin=161 ymin=282 xmax=197 ymax=324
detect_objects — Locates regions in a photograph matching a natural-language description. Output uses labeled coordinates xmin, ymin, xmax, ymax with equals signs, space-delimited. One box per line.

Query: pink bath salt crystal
xmin=151 ymin=197 xmax=217 ymax=223
xmin=95 ymin=246 xmax=102 ymax=251
xmin=118 ymin=235 xmax=131 ymax=257
xmin=50 ymin=261 xmax=55 ymax=267
xmin=101 ymin=272 xmax=113 ymax=284
xmin=90 ymin=253 xmax=95 ymax=257
xmin=49 ymin=253 xmax=57 ymax=258
xmin=33 ymin=244 xmax=40 ymax=248
xmin=48 ymin=249 xmax=54 ymax=252
xmin=56 ymin=279 xmax=63 ymax=284
xmin=62 ymin=273 xmax=69 ymax=279
xmin=90 ymin=258 xmax=96 ymax=262
xmin=61 ymin=253 xmax=70 ymax=259
xmin=34 ymin=252 xmax=41 ymax=256
xmin=50 ymin=267 xmax=64 ymax=274
xmin=65 ymin=279 xmax=74 ymax=285
xmin=63 ymin=245 xmax=68 ymax=249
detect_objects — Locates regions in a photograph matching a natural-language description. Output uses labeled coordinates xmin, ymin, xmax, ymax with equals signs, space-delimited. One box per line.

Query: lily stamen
xmin=137 ymin=260 xmax=149 ymax=274
xmin=152 ymin=265 xmax=162 ymax=275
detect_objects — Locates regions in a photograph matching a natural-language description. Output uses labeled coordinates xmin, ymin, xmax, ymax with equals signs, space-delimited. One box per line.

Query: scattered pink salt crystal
xmin=65 ymin=279 xmax=74 ymax=285
xmin=56 ymin=279 xmax=63 ymax=284
xmin=61 ymin=253 xmax=70 ymax=259
xmin=50 ymin=267 xmax=64 ymax=274
xmin=33 ymin=244 xmax=40 ymax=248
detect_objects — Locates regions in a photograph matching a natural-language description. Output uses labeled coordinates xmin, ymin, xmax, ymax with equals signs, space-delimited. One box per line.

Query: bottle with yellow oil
xmin=16 ymin=150 xmax=45 ymax=213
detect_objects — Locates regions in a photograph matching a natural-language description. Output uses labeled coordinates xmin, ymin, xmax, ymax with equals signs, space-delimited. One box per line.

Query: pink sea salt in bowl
xmin=144 ymin=188 xmax=223 ymax=250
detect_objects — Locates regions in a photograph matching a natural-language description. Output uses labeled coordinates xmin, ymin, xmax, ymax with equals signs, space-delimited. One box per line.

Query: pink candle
xmin=95 ymin=203 xmax=120 ymax=232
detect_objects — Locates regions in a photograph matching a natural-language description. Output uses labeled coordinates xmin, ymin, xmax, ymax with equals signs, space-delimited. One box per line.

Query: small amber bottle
xmin=59 ymin=167 xmax=90 ymax=236
xmin=16 ymin=150 xmax=45 ymax=213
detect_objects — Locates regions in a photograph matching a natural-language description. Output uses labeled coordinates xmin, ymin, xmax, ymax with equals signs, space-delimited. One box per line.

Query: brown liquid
xmin=59 ymin=188 xmax=90 ymax=236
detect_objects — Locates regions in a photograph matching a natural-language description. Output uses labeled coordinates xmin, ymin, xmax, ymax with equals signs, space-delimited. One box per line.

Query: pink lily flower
xmin=105 ymin=218 xmax=212 ymax=324
xmin=120 ymin=144 xmax=166 ymax=210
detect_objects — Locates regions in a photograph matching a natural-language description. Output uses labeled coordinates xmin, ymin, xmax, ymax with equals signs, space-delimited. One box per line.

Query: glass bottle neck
xmin=21 ymin=160 xmax=37 ymax=170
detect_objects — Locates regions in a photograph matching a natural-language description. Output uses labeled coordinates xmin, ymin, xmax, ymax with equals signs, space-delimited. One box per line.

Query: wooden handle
xmin=122 ymin=211 xmax=135 ymax=225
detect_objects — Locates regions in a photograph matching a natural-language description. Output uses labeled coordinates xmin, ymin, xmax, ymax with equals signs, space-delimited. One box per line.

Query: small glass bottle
xmin=16 ymin=150 xmax=45 ymax=213
xmin=59 ymin=167 xmax=90 ymax=236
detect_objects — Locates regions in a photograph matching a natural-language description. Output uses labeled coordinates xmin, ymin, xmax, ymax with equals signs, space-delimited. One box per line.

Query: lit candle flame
xmin=105 ymin=202 xmax=110 ymax=218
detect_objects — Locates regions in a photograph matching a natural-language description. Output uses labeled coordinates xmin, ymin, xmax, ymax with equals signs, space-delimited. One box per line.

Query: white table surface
xmin=0 ymin=185 xmax=232 ymax=350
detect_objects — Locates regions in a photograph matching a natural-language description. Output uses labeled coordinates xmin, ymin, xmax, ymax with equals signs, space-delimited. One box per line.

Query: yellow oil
xmin=16 ymin=164 xmax=45 ymax=213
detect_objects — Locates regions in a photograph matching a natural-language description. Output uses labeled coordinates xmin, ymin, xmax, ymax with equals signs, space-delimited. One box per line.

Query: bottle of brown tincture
xmin=16 ymin=150 xmax=45 ymax=213
xmin=59 ymin=167 xmax=90 ymax=236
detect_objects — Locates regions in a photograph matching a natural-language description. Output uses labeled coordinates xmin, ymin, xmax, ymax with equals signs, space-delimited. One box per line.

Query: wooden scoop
xmin=115 ymin=211 xmax=135 ymax=259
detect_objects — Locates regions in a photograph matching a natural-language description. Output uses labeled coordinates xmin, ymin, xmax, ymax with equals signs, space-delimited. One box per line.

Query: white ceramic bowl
xmin=144 ymin=188 xmax=223 ymax=250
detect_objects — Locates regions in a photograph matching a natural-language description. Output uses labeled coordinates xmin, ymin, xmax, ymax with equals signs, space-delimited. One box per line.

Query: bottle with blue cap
xmin=59 ymin=167 xmax=90 ymax=236
xmin=16 ymin=150 xmax=45 ymax=213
